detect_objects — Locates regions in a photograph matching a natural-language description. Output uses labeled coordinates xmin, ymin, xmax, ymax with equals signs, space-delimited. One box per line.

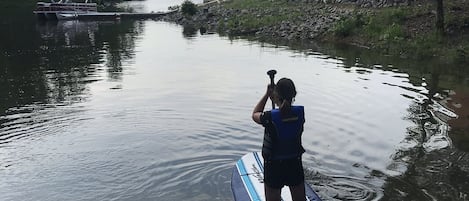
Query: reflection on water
xmin=182 ymin=25 xmax=199 ymax=39
xmin=1 ymin=19 xmax=143 ymax=114
xmin=0 ymin=19 xmax=144 ymax=170
xmin=1 ymin=16 xmax=468 ymax=201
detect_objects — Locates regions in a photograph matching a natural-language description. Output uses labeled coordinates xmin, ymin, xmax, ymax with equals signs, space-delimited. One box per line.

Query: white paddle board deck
xmin=231 ymin=152 xmax=321 ymax=201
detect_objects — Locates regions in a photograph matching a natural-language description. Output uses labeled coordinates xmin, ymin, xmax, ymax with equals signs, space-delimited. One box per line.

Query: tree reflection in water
xmin=182 ymin=24 xmax=199 ymax=39
xmin=0 ymin=19 xmax=143 ymax=117
xmin=331 ymin=44 xmax=469 ymax=201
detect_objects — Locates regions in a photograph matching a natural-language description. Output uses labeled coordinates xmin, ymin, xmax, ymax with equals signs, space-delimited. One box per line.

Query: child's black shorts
xmin=264 ymin=157 xmax=304 ymax=189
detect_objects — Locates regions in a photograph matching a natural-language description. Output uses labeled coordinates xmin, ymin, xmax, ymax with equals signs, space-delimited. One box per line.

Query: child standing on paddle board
xmin=252 ymin=78 xmax=307 ymax=201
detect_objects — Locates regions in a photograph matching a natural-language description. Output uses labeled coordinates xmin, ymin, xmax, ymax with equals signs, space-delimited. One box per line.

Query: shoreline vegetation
xmin=163 ymin=0 xmax=468 ymax=64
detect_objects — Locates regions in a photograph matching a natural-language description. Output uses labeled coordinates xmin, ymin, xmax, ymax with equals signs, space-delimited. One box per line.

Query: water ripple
xmin=0 ymin=104 xmax=87 ymax=147
xmin=306 ymin=170 xmax=383 ymax=201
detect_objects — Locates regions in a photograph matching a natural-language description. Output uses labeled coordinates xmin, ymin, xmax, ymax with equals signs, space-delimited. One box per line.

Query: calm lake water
xmin=1 ymin=1 xmax=469 ymax=201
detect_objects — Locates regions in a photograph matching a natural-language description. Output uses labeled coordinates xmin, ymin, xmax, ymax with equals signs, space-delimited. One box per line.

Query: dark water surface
xmin=1 ymin=3 xmax=469 ymax=201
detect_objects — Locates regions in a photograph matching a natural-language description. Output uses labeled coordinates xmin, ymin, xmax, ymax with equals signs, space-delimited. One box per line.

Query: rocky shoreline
xmin=161 ymin=2 xmax=361 ymax=41
xmin=159 ymin=0 xmax=467 ymax=61
xmin=160 ymin=0 xmax=428 ymax=39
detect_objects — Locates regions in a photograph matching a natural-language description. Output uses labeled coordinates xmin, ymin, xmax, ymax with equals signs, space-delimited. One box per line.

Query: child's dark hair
xmin=275 ymin=78 xmax=296 ymax=113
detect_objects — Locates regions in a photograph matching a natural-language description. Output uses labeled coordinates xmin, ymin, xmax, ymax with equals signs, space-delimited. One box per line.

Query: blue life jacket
xmin=262 ymin=106 xmax=305 ymax=160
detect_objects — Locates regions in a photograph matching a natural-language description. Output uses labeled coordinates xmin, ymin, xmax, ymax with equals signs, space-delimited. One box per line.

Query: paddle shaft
xmin=267 ymin=70 xmax=277 ymax=110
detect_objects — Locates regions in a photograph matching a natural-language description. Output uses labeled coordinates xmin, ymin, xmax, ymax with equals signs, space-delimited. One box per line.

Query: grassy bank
xmin=216 ymin=0 xmax=468 ymax=63
xmin=219 ymin=0 xmax=305 ymax=32
xmin=327 ymin=1 xmax=469 ymax=62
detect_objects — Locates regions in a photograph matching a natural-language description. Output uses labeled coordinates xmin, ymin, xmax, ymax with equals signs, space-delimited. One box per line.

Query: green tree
xmin=181 ymin=0 xmax=198 ymax=16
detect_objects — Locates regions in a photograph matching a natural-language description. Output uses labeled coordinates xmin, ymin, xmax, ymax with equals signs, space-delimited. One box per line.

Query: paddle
xmin=267 ymin=69 xmax=277 ymax=110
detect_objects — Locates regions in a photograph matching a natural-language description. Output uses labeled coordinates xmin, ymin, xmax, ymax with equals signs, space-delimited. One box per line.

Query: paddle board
xmin=231 ymin=152 xmax=322 ymax=201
